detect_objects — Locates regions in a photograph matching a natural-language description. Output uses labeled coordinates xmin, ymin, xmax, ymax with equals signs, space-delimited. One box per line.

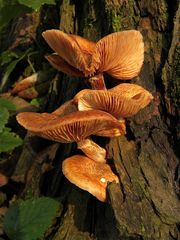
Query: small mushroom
xmin=62 ymin=155 xmax=119 ymax=202
xmin=77 ymin=139 xmax=106 ymax=163
xmin=16 ymin=109 xmax=124 ymax=142
xmin=74 ymin=84 xmax=153 ymax=118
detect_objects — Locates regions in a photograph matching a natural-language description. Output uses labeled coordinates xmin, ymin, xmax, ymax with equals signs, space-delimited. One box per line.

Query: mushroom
xmin=88 ymin=30 xmax=144 ymax=79
xmin=45 ymin=54 xmax=84 ymax=77
xmin=77 ymin=139 xmax=106 ymax=163
xmin=42 ymin=30 xmax=144 ymax=89
xmin=62 ymin=155 xmax=119 ymax=202
xmin=74 ymin=83 xmax=153 ymax=119
xmin=42 ymin=30 xmax=95 ymax=75
xmin=88 ymin=74 xmax=106 ymax=90
xmin=16 ymin=110 xmax=125 ymax=162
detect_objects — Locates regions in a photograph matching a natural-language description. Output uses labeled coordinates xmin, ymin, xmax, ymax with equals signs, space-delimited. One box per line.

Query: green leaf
xmin=18 ymin=0 xmax=55 ymax=10
xmin=0 ymin=50 xmax=19 ymax=66
xmin=0 ymin=108 xmax=9 ymax=132
xmin=0 ymin=98 xmax=16 ymax=111
xmin=0 ymin=107 xmax=9 ymax=133
xmin=0 ymin=48 xmax=33 ymax=92
xmin=4 ymin=197 xmax=60 ymax=240
xmin=0 ymin=3 xmax=31 ymax=28
xmin=0 ymin=131 xmax=23 ymax=153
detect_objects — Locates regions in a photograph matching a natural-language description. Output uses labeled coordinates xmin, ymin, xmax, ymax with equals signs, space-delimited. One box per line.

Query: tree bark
xmin=5 ymin=0 xmax=180 ymax=239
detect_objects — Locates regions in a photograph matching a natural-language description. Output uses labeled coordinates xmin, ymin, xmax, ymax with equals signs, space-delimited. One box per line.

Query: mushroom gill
xmin=42 ymin=30 xmax=144 ymax=81
xmin=16 ymin=110 xmax=124 ymax=143
xmin=42 ymin=30 xmax=95 ymax=74
xmin=87 ymin=30 xmax=144 ymax=79
xmin=62 ymin=155 xmax=119 ymax=202
xmin=74 ymin=84 xmax=153 ymax=118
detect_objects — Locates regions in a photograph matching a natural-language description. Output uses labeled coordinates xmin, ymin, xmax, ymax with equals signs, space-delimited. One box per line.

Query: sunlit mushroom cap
xmin=45 ymin=54 xmax=84 ymax=77
xmin=42 ymin=30 xmax=95 ymax=73
xmin=74 ymin=84 xmax=153 ymax=118
xmin=42 ymin=30 xmax=144 ymax=79
xmin=62 ymin=155 xmax=119 ymax=202
xmin=16 ymin=110 xmax=123 ymax=143
xmin=89 ymin=30 xmax=144 ymax=79
xmin=110 ymin=83 xmax=153 ymax=110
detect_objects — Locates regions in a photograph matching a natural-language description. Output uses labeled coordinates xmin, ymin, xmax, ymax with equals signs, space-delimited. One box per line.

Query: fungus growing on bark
xmin=16 ymin=110 xmax=125 ymax=141
xmin=16 ymin=110 xmax=125 ymax=162
xmin=62 ymin=155 xmax=119 ymax=202
xmin=74 ymin=84 xmax=153 ymax=118
xmin=42 ymin=30 xmax=144 ymax=84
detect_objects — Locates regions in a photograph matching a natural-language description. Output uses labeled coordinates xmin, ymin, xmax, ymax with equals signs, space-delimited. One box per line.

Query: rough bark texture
xmin=3 ymin=0 xmax=179 ymax=239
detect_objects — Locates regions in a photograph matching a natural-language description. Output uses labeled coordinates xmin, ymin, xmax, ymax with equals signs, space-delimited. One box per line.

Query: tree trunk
xmin=6 ymin=0 xmax=180 ymax=239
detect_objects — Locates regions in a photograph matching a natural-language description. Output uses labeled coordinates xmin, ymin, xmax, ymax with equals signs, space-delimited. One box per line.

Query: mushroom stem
xmin=77 ymin=139 xmax=106 ymax=163
xmin=88 ymin=74 xmax=106 ymax=90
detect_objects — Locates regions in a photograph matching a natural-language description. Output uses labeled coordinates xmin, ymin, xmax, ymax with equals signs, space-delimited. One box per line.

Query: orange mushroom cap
xmin=62 ymin=155 xmax=119 ymax=202
xmin=16 ymin=110 xmax=124 ymax=143
xmin=42 ymin=30 xmax=95 ymax=73
xmin=45 ymin=54 xmax=84 ymax=77
xmin=88 ymin=30 xmax=144 ymax=79
xmin=74 ymin=84 xmax=153 ymax=118
xmin=42 ymin=30 xmax=144 ymax=80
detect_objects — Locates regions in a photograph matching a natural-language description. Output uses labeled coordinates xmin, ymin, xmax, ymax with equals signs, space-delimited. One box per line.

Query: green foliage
xmin=4 ymin=197 xmax=60 ymax=240
xmin=0 ymin=49 xmax=36 ymax=92
xmin=0 ymin=0 xmax=55 ymax=28
xmin=0 ymin=1 xmax=31 ymax=28
xmin=0 ymin=108 xmax=9 ymax=132
xmin=18 ymin=0 xmax=55 ymax=10
xmin=0 ymin=98 xmax=22 ymax=153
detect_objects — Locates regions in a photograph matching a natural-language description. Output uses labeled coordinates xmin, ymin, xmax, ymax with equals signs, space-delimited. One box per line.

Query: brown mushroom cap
xmin=74 ymin=84 xmax=153 ymax=118
xmin=88 ymin=30 xmax=144 ymax=79
xmin=42 ymin=30 xmax=144 ymax=80
xmin=16 ymin=110 xmax=124 ymax=143
xmin=62 ymin=155 xmax=119 ymax=201
xmin=42 ymin=30 xmax=95 ymax=73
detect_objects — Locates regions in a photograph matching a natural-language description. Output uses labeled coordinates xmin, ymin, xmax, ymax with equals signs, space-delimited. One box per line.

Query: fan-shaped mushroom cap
xmin=110 ymin=83 xmax=153 ymax=110
xmin=77 ymin=139 xmax=106 ymax=163
xmin=16 ymin=110 xmax=124 ymax=143
xmin=62 ymin=155 xmax=119 ymax=201
xmin=42 ymin=30 xmax=95 ymax=73
xmin=87 ymin=30 xmax=144 ymax=79
xmin=74 ymin=84 xmax=153 ymax=118
xmin=42 ymin=30 xmax=143 ymax=80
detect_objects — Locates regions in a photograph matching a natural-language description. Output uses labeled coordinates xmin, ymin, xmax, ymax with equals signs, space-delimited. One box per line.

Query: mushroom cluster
xmin=16 ymin=30 xmax=153 ymax=202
